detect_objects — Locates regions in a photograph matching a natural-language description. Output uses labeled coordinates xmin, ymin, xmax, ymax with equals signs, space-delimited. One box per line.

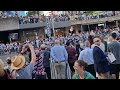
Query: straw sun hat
xmin=11 ymin=55 xmax=26 ymax=70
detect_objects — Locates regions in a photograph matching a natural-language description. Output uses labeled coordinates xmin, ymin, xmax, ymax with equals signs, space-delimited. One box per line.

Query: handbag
xmin=107 ymin=52 xmax=116 ymax=63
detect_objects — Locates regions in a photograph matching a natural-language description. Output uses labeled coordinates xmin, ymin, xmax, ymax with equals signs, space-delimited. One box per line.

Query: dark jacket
xmin=66 ymin=46 xmax=77 ymax=64
xmin=93 ymin=46 xmax=109 ymax=73
xmin=76 ymin=47 xmax=83 ymax=59
xmin=43 ymin=48 xmax=51 ymax=67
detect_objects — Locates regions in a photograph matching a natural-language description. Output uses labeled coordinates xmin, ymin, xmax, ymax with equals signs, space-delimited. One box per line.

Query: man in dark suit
xmin=93 ymin=36 xmax=110 ymax=79
xmin=43 ymin=44 xmax=51 ymax=79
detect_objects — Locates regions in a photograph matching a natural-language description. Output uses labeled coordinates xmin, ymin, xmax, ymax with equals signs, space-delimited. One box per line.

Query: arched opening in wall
xmin=82 ymin=25 xmax=89 ymax=31
xmin=106 ymin=21 xmax=116 ymax=29
xmin=0 ymin=31 xmax=9 ymax=44
xmin=89 ymin=24 xmax=98 ymax=31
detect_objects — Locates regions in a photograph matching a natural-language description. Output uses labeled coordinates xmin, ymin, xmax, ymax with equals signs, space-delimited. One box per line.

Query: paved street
xmin=0 ymin=53 xmax=17 ymax=62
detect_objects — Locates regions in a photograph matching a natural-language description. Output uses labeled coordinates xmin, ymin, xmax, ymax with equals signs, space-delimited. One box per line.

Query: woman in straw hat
xmin=11 ymin=44 xmax=36 ymax=79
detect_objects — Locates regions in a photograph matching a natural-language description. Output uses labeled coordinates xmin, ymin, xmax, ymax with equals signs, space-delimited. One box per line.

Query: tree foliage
xmin=84 ymin=11 xmax=96 ymax=14
xmin=26 ymin=11 xmax=39 ymax=16
xmin=84 ymin=11 xmax=103 ymax=14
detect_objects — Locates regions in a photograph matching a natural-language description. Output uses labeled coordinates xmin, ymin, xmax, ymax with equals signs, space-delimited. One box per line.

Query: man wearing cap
xmin=50 ymin=39 xmax=68 ymax=79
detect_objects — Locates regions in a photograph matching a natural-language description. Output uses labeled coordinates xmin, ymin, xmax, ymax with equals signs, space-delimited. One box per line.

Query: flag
xmin=45 ymin=17 xmax=51 ymax=38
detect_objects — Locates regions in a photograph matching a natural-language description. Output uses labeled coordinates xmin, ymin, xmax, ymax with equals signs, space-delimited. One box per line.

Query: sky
xmin=24 ymin=11 xmax=28 ymax=15
xmin=43 ymin=11 xmax=51 ymax=16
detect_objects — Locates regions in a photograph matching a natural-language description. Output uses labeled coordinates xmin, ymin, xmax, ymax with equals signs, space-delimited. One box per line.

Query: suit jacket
xmin=43 ymin=48 xmax=51 ymax=67
xmin=93 ymin=46 xmax=109 ymax=73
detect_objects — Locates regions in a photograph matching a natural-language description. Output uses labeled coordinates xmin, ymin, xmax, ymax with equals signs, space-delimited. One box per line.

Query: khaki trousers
xmin=97 ymin=72 xmax=110 ymax=79
xmin=54 ymin=62 xmax=66 ymax=79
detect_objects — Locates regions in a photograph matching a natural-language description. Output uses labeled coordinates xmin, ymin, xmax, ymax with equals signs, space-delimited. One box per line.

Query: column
xmin=81 ymin=24 xmax=83 ymax=32
xmin=51 ymin=15 xmax=55 ymax=37
xmin=104 ymin=22 xmax=106 ymax=29
xmin=22 ymin=31 xmax=25 ymax=41
xmin=23 ymin=31 xmax=25 ymax=37
xmin=88 ymin=24 xmax=90 ymax=32
xmin=44 ymin=28 xmax=46 ymax=39
xmin=116 ymin=20 xmax=119 ymax=28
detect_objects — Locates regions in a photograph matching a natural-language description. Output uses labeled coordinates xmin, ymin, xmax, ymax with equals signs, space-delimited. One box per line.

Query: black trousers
xmin=32 ymin=73 xmax=35 ymax=79
xmin=35 ymin=75 xmax=47 ymax=79
xmin=85 ymin=64 xmax=96 ymax=78
xmin=32 ymin=73 xmax=47 ymax=79
xmin=110 ymin=64 xmax=120 ymax=79
xmin=45 ymin=67 xmax=51 ymax=79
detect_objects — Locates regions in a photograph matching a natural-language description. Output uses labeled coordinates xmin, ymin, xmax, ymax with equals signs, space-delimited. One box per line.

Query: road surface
xmin=0 ymin=53 xmax=17 ymax=62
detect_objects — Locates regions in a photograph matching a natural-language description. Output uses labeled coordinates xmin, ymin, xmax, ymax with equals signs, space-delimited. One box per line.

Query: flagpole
xmin=51 ymin=14 xmax=55 ymax=37
xmin=88 ymin=24 xmax=90 ymax=33
xmin=44 ymin=12 xmax=51 ymax=39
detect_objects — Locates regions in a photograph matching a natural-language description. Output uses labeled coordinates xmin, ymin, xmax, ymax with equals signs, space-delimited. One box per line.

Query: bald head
xmin=54 ymin=39 xmax=60 ymax=45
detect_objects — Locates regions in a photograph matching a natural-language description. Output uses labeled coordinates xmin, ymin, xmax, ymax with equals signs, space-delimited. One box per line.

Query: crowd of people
xmin=0 ymin=26 xmax=120 ymax=79
xmin=0 ymin=11 xmax=120 ymax=25
xmin=18 ymin=14 xmax=70 ymax=24
xmin=18 ymin=11 xmax=120 ymax=24
xmin=18 ymin=15 xmax=43 ymax=24
xmin=0 ymin=42 xmax=20 ymax=55
xmin=75 ymin=11 xmax=120 ymax=21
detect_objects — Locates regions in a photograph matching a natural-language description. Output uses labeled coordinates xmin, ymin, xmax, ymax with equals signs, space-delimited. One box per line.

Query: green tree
xmin=26 ymin=11 xmax=39 ymax=16
xmin=84 ymin=11 xmax=96 ymax=14
xmin=84 ymin=11 xmax=103 ymax=14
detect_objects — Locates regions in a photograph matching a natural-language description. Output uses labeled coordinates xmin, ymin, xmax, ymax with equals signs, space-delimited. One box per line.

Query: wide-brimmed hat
xmin=11 ymin=55 xmax=25 ymax=70
xmin=40 ymin=44 xmax=46 ymax=49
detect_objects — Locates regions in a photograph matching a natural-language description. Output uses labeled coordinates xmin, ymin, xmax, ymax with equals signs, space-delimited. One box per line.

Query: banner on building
xmin=45 ymin=17 xmax=51 ymax=38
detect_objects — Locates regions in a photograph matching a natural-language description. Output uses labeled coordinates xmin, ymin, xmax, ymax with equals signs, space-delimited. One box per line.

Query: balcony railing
xmin=0 ymin=13 xmax=120 ymax=31
xmin=19 ymin=15 xmax=120 ymax=29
